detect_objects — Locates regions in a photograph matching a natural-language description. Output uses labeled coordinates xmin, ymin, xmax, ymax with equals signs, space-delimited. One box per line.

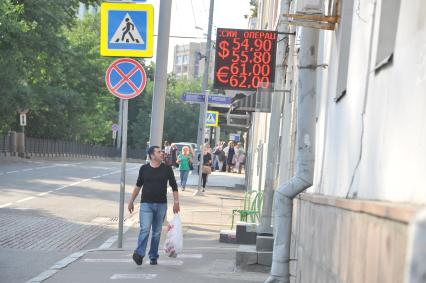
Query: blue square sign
xmin=100 ymin=3 xmax=154 ymax=57
xmin=107 ymin=10 xmax=147 ymax=51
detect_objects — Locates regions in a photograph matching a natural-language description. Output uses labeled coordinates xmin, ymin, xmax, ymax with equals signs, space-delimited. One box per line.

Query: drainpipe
xmin=258 ymin=0 xmax=290 ymax=235
xmin=265 ymin=27 xmax=319 ymax=283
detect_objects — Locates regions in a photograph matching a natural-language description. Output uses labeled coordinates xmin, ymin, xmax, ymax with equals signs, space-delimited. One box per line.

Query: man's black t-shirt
xmin=136 ymin=163 xmax=178 ymax=203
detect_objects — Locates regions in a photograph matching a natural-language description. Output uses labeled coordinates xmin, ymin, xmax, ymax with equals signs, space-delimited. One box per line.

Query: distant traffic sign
xmin=181 ymin=92 xmax=232 ymax=105
xmin=112 ymin=124 xmax=119 ymax=132
xmin=206 ymin=111 xmax=219 ymax=127
xmin=100 ymin=2 xmax=154 ymax=57
xmin=20 ymin=114 xmax=27 ymax=126
xmin=229 ymin=133 xmax=240 ymax=142
xmin=105 ymin=58 xmax=147 ymax=99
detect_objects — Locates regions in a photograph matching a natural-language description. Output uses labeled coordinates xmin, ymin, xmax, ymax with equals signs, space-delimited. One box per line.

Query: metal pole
xmin=195 ymin=91 xmax=210 ymax=195
xmin=118 ymin=99 xmax=128 ymax=248
xmin=149 ymin=0 xmax=172 ymax=147
xmin=195 ymin=0 xmax=214 ymax=195
xmin=196 ymin=0 xmax=214 ymax=148
xmin=117 ymin=100 xmax=123 ymax=149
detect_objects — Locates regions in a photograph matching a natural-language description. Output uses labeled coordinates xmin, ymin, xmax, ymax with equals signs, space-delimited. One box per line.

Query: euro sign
xmin=218 ymin=41 xmax=230 ymax=60
xmin=216 ymin=66 xmax=229 ymax=84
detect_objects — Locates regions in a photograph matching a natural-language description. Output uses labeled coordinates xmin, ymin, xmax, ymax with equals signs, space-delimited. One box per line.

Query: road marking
xmin=111 ymin=274 xmax=157 ymax=280
xmin=35 ymin=166 xmax=55 ymax=170
xmin=16 ymin=197 xmax=35 ymax=203
xmin=7 ymin=170 xmax=20 ymax=174
xmin=0 ymin=203 xmax=12 ymax=208
xmin=2 ymin=165 xmax=140 ymax=209
xmin=51 ymin=251 xmax=87 ymax=269
xmin=25 ymin=269 xmax=58 ymax=283
xmin=22 ymin=168 xmax=33 ymax=172
xmin=145 ymin=259 xmax=183 ymax=266
xmin=38 ymin=191 xmax=53 ymax=196
xmin=54 ymin=186 xmax=67 ymax=191
xmin=84 ymin=259 xmax=132 ymax=263
xmin=178 ymin=253 xmax=203 ymax=259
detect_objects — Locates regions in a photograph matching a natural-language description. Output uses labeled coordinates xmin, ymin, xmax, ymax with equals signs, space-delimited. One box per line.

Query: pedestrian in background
xmin=170 ymin=143 xmax=178 ymax=168
xmin=212 ymin=143 xmax=221 ymax=171
xmin=200 ymin=144 xmax=212 ymax=192
xmin=163 ymin=141 xmax=171 ymax=165
xmin=222 ymin=141 xmax=229 ymax=172
xmin=177 ymin=146 xmax=192 ymax=191
xmin=234 ymin=142 xmax=245 ymax=174
xmin=226 ymin=141 xmax=235 ymax=173
xmin=128 ymin=146 xmax=180 ymax=266
xmin=145 ymin=141 xmax=150 ymax=163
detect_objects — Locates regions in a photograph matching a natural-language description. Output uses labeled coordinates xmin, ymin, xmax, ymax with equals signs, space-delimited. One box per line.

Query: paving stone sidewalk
xmin=30 ymin=172 xmax=268 ymax=283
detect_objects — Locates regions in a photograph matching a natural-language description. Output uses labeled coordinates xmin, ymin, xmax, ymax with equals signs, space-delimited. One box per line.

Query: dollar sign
xmin=218 ymin=41 xmax=230 ymax=60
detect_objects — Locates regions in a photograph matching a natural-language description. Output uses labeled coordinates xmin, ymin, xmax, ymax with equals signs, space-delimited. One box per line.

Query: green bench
xmin=230 ymin=190 xmax=264 ymax=229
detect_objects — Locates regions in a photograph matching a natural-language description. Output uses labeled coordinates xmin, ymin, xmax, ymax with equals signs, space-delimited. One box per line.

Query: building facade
xmin=245 ymin=0 xmax=426 ymax=282
xmin=172 ymin=42 xmax=214 ymax=81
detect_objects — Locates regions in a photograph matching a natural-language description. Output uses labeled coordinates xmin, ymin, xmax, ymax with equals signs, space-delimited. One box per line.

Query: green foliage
xmin=129 ymin=74 xmax=201 ymax=148
xmin=0 ymin=0 xmax=203 ymax=149
xmin=245 ymin=0 xmax=258 ymax=19
xmin=0 ymin=0 xmax=102 ymax=138
xmin=163 ymin=75 xmax=201 ymax=143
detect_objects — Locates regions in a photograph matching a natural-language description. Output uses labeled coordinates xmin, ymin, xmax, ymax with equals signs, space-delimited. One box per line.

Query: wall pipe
xmin=265 ymin=27 xmax=319 ymax=283
xmin=258 ymin=0 xmax=290 ymax=235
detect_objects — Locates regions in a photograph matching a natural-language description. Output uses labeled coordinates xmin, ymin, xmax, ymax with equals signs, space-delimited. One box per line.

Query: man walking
xmin=128 ymin=146 xmax=180 ymax=266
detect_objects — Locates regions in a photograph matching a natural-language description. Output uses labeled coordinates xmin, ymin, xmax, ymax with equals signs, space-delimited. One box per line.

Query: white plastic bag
xmin=164 ymin=214 xmax=183 ymax=257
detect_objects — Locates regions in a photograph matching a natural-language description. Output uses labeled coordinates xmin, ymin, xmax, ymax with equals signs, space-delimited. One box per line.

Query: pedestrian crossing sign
xmin=100 ymin=2 xmax=154 ymax=58
xmin=206 ymin=111 xmax=219 ymax=127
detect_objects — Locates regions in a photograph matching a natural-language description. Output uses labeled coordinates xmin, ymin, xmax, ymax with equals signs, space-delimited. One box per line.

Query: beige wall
xmin=289 ymin=193 xmax=421 ymax=283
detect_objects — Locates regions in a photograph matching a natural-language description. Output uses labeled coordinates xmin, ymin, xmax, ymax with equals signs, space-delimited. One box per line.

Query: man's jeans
xmin=135 ymin=202 xmax=167 ymax=260
xmin=179 ymin=170 xmax=189 ymax=188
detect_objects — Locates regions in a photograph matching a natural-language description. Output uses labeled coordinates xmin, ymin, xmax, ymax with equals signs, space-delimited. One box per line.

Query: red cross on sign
xmin=105 ymin=58 xmax=147 ymax=99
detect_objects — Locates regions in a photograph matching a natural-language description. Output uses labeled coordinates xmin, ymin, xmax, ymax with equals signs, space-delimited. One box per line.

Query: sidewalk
xmin=32 ymin=171 xmax=268 ymax=283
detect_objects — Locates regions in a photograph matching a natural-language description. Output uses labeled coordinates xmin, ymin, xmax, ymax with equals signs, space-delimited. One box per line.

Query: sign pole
xmin=195 ymin=0 xmax=214 ymax=196
xmin=117 ymin=100 xmax=123 ymax=149
xmin=118 ymin=99 xmax=128 ymax=248
xmin=195 ymin=91 xmax=210 ymax=196
xmin=196 ymin=0 xmax=214 ymax=147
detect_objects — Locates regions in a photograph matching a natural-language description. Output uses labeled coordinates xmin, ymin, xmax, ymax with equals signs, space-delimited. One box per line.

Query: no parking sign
xmin=105 ymin=58 xmax=147 ymax=99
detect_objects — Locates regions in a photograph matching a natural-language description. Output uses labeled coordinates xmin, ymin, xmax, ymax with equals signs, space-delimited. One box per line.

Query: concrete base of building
xmin=289 ymin=193 xmax=423 ymax=283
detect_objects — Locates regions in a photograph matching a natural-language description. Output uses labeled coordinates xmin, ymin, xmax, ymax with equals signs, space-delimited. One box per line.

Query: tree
xmin=0 ymin=0 xmax=101 ymax=139
xmin=0 ymin=0 xmax=204 ymax=149
xmin=129 ymin=75 xmax=202 ymax=149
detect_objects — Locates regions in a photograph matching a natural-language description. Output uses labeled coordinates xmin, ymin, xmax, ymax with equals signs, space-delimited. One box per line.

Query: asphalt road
xmin=0 ymin=158 xmax=142 ymax=283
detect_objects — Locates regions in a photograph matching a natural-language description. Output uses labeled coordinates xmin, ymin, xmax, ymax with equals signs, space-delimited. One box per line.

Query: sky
xmin=146 ymin=0 xmax=252 ymax=72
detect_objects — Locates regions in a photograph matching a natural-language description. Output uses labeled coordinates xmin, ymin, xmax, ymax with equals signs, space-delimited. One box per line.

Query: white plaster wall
xmin=249 ymin=112 xmax=271 ymax=191
xmin=355 ymin=0 xmax=426 ymax=202
xmin=315 ymin=0 xmax=426 ymax=203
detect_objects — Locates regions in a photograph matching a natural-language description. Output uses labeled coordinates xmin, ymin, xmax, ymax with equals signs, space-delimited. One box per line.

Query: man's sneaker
xmin=150 ymin=258 xmax=158 ymax=265
xmin=132 ymin=251 xmax=143 ymax=266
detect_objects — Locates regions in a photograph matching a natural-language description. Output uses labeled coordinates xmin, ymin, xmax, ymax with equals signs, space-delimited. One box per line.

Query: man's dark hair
xmin=148 ymin=145 xmax=160 ymax=159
